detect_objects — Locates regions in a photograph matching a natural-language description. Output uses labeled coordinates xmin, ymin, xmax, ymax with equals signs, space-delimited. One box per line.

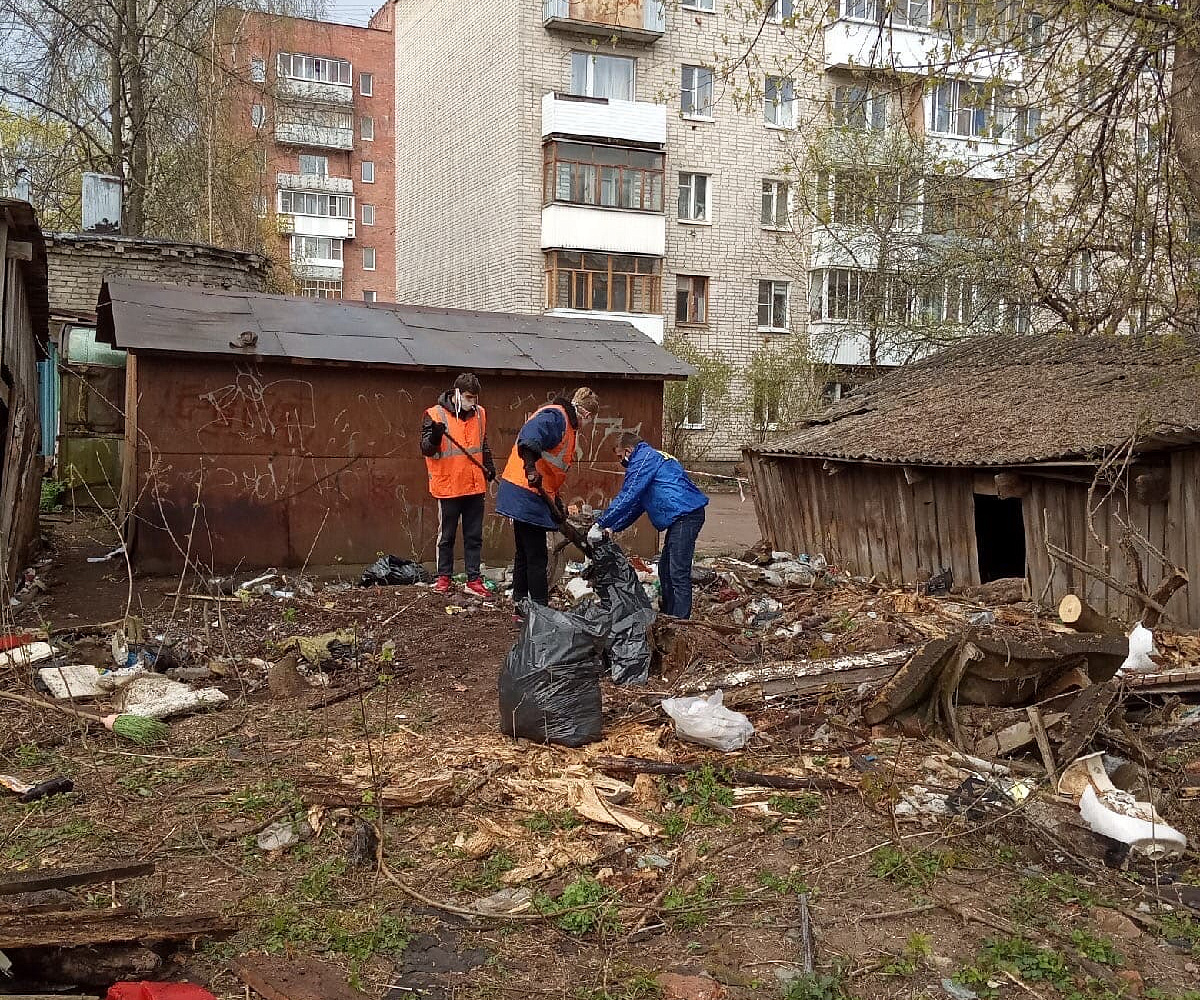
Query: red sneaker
xmin=464 ymin=579 xmax=489 ymax=598
xmin=433 ymin=575 xmax=452 ymax=594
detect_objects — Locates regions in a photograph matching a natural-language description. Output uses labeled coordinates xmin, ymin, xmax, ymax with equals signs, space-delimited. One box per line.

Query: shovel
xmin=532 ymin=481 xmax=595 ymax=557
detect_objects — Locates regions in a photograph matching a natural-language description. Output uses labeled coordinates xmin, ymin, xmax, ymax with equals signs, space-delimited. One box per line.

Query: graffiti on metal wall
xmin=197 ymin=368 xmax=319 ymax=450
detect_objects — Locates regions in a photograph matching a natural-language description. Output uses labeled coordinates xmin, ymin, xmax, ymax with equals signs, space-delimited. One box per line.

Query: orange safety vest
xmin=500 ymin=403 xmax=577 ymax=501
xmin=425 ymin=403 xmax=487 ymax=499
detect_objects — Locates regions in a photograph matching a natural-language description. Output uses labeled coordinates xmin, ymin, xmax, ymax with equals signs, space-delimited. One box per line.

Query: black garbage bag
xmin=499 ymin=600 xmax=609 ymax=747
xmin=359 ymin=555 xmax=432 ymax=587
xmin=583 ymin=537 xmax=656 ymax=686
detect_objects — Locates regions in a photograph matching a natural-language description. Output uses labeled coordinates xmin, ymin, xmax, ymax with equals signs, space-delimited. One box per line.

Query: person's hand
xmin=567 ymin=503 xmax=580 ymax=517
xmin=432 ymin=420 xmax=446 ymax=434
xmin=526 ymin=470 xmax=542 ymax=489
xmin=485 ymin=466 xmax=497 ymax=483
xmin=587 ymin=523 xmax=604 ymax=543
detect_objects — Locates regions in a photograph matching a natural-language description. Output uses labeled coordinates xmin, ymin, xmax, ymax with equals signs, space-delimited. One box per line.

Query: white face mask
xmin=454 ymin=389 xmax=476 ymax=413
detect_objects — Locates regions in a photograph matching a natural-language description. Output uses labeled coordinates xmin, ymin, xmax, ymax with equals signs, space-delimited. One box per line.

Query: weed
xmin=1145 ymin=990 xmax=1200 ymax=1000
xmin=869 ymin=845 xmax=956 ymax=889
xmin=281 ymin=606 xmax=298 ymax=623
xmin=1070 ymin=929 xmax=1123 ymax=967
xmin=982 ymin=936 xmax=1072 ymax=989
xmin=1 ymin=814 xmax=101 ymax=862
xmin=535 ymin=874 xmax=619 ymax=935
xmin=882 ymin=932 xmax=934 ymax=976
xmin=1157 ymin=911 xmax=1200 ymax=955
xmin=257 ymin=900 xmax=409 ymax=987
xmin=769 ymin=792 xmax=824 ymax=817
xmin=782 ymin=970 xmax=854 ymax=1000
xmin=522 ymin=810 xmax=583 ymax=833
xmin=665 ymin=766 xmax=735 ymax=826
xmin=574 ymin=973 xmax=662 ymax=1000
xmin=661 ymin=812 xmax=688 ymax=839
xmin=756 ymin=869 xmax=811 ymax=895
xmin=40 ymin=479 xmax=66 ymax=511
xmin=224 ymin=779 xmax=299 ymax=815
xmin=12 ymin=743 xmax=47 ymax=768
xmin=452 ymin=851 xmax=515 ymax=894
xmin=662 ymin=874 xmax=719 ymax=929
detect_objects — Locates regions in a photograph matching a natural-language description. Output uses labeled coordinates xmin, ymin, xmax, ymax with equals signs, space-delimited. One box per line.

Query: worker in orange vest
xmin=420 ymin=372 xmax=496 ymax=596
xmin=496 ymin=387 xmax=600 ymax=608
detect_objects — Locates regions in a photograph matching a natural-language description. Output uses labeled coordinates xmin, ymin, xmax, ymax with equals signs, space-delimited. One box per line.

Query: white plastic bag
xmin=660 ymin=690 xmax=755 ymax=752
xmin=1119 ymin=621 xmax=1157 ymax=674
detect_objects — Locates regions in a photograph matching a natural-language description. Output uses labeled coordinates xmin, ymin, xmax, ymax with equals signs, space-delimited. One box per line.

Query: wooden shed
xmin=744 ymin=335 xmax=1200 ymax=627
xmin=0 ymin=198 xmax=50 ymax=594
xmin=96 ymin=279 xmax=692 ymax=573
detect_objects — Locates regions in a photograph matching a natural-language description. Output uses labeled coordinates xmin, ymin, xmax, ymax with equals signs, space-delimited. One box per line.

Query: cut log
xmin=0 ymin=861 xmax=155 ymax=896
xmin=297 ymin=772 xmax=456 ymax=810
xmin=6 ymin=943 xmax=161 ymax=989
xmin=1026 ymin=707 xmax=1059 ymax=783
xmin=0 ymin=911 xmax=233 ymax=949
xmin=595 ymin=755 xmax=853 ymax=791
xmin=1058 ymin=594 xmax=1125 ymax=635
xmin=679 ymin=646 xmax=918 ymax=697
xmin=1142 ymin=569 xmax=1189 ymax=628
xmin=231 ymin=953 xmax=371 ymax=1000
xmin=966 ymin=578 xmax=1027 ymax=604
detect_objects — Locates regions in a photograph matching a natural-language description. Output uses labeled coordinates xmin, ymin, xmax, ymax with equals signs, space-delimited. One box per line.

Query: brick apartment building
xmin=218 ymin=7 xmax=395 ymax=303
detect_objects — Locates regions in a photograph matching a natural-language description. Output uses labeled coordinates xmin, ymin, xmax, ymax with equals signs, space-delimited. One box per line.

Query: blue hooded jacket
xmin=596 ymin=442 xmax=708 ymax=533
xmin=495 ymin=401 xmax=574 ymax=529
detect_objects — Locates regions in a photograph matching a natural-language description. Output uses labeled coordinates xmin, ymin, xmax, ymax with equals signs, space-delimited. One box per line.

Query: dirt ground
xmin=1 ymin=516 xmax=1199 ymax=1000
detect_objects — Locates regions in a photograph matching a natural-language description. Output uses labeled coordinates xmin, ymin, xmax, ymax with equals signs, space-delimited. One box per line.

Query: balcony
xmin=547 ymin=308 xmax=664 ymax=344
xmin=808 ymin=326 xmax=909 ymax=368
xmin=291 ymin=260 xmax=343 ymax=280
xmin=274 ymin=121 xmax=354 ymax=151
xmin=277 ymin=214 xmax=355 ymax=239
xmin=541 ymin=92 xmax=667 ymax=147
xmin=925 ymin=135 xmax=1009 ymax=179
xmin=275 ymin=76 xmax=354 ymax=106
xmin=276 ymin=172 xmax=354 ymax=194
xmin=825 ymin=16 xmax=1022 ymax=82
xmin=543 ymin=0 xmax=664 ymax=44
xmin=541 ymin=204 xmax=665 ymax=257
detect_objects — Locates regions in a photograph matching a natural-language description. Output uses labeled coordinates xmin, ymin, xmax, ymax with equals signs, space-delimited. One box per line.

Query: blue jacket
xmin=495 ymin=402 xmax=574 ymax=529
xmin=596 ymin=442 xmax=708 ymax=532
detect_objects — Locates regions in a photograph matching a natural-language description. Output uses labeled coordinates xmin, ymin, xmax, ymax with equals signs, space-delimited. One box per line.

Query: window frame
xmin=680 ymin=64 xmax=715 ymax=120
xmin=363 ymin=247 xmax=377 ymax=271
xmin=545 ymin=251 xmax=662 ymax=315
xmin=250 ymin=57 xmax=266 ymax=82
xmin=569 ymin=51 xmax=637 ymax=102
xmin=361 ymin=203 xmax=376 ymax=226
xmin=251 ymin=104 xmax=265 ymax=128
xmin=298 ymin=154 xmax=329 ymax=177
xmin=296 ymin=279 xmax=342 ymax=299
xmin=832 ymin=84 xmax=887 ymax=131
xmin=681 ymin=0 xmax=715 ymax=11
xmin=363 ymin=290 xmax=377 ymax=303
xmin=542 ymin=141 xmax=665 ymax=213
xmin=761 ymin=178 xmax=790 ymax=230
xmin=753 ymin=387 xmax=782 ymax=432
xmin=360 ymin=116 xmax=374 ymax=141
xmin=361 ymin=161 xmax=375 ymax=183
xmin=681 ymin=383 xmax=706 ymax=430
xmin=675 ymin=274 xmax=710 ymax=327
xmin=764 ymin=75 xmax=796 ymax=129
xmin=290 ymin=235 xmax=344 ymax=262
xmin=278 ymin=190 xmax=354 ymax=219
xmin=766 ymin=0 xmax=795 ymax=23
xmin=757 ymin=279 xmax=790 ymax=332
xmin=276 ymin=52 xmax=352 ymax=86
xmin=677 ymin=171 xmax=711 ymax=224
xmin=360 ymin=72 xmax=373 ymax=96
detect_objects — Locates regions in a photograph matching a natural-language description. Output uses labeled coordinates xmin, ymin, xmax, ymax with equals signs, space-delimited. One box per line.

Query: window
xmin=761 ymin=179 xmax=789 ymax=229
xmin=764 ymin=76 xmax=796 ymax=128
xmin=278 ymin=191 xmax=354 ymax=218
xmin=251 ymin=104 xmax=265 ymax=128
xmin=250 ymin=57 xmax=266 ymax=82
xmin=682 ymin=384 xmax=705 ymax=429
xmin=298 ymin=154 xmax=329 ymax=177
xmin=361 ymin=116 xmax=374 ymax=140
xmin=681 ymin=65 xmax=714 ymax=118
xmin=820 ymin=169 xmax=917 ymax=229
xmin=296 ymin=279 xmax=342 ymax=298
xmin=360 ymin=72 xmax=373 ymax=96
xmin=675 ymin=275 xmax=709 ymax=326
xmin=545 ymin=251 xmax=661 ymax=314
xmin=361 ymin=161 xmax=375 ymax=183
xmin=939 ymin=1 xmax=1022 ymax=42
xmin=757 ymin=280 xmax=789 ymax=331
xmin=255 ymin=194 xmax=268 ymax=218
xmin=277 ymin=106 xmax=353 ymax=133
xmin=677 ymin=172 xmax=710 ymax=223
xmin=842 ymin=0 xmax=926 ymax=21
xmin=277 ymin=53 xmax=351 ymax=86
xmin=682 ymin=0 xmax=714 ymax=10
xmin=542 ymin=141 xmax=664 ymax=212
xmin=570 ymin=52 xmax=636 ymax=101
xmin=362 ymin=203 xmax=376 ymax=225
xmin=363 ymin=290 xmax=377 ymax=303
xmin=923 ymin=176 xmax=1001 ymax=234
xmin=290 ymin=235 xmax=343 ymax=261
xmin=363 ymin=247 xmax=376 ymax=270
xmin=1067 ymin=250 xmax=1095 ymax=293
xmin=930 ymin=79 xmax=1023 ymax=139
xmin=833 ymin=85 xmax=886 ymax=131
xmin=766 ymin=0 xmax=794 ymax=22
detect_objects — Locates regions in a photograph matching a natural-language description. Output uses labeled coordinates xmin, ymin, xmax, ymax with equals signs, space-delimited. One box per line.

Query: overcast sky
xmin=322 ymin=0 xmax=380 ymax=26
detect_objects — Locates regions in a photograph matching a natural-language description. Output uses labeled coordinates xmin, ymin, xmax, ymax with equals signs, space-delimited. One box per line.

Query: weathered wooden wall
xmin=125 ymin=356 xmax=665 ymax=573
xmin=747 ymin=453 xmax=1199 ymax=627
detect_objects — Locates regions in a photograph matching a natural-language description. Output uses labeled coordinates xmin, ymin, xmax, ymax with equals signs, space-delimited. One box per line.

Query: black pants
xmin=437 ymin=494 xmax=485 ymax=580
xmin=512 ymin=520 xmax=550 ymax=605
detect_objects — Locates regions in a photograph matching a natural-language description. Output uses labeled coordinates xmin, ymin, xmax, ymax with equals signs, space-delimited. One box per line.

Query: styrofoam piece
xmin=1118 ymin=622 xmax=1158 ymax=674
xmin=1078 ymin=784 xmax=1187 ymax=859
xmin=565 ymin=578 xmax=594 ymax=601
xmin=115 ymin=675 xmax=229 ymax=720
xmin=39 ymin=664 xmax=105 ymax=699
xmin=0 ymin=641 xmax=55 ymax=668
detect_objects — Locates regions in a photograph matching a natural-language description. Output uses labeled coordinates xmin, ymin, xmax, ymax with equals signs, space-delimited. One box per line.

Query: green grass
xmin=782 ymin=970 xmax=855 ymax=1000
xmin=535 ymin=874 xmax=619 ymax=935
xmin=574 ymin=973 xmax=662 ymax=1000
xmin=1069 ymin=929 xmax=1123 ymax=967
xmin=883 ymin=932 xmax=934 ymax=975
xmin=257 ymin=902 xmax=410 ymax=987
xmin=664 ymin=765 xmax=735 ymax=827
xmin=0 ymin=812 xmax=102 ymax=862
xmin=869 ymin=845 xmax=957 ymax=889
xmin=522 ymin=809 xmax=583 ymax=833
xmin=662 ymin=874 xmax=720 ymax=929
xmin=1158 ymin=911 xmax=1200 ymax=956
xmin=452 ymin=851 xmax=516 ymax=894
xmin=769 ymin=792 xmax=824 ymax=817
xmin=756 ymin=869 xmax=812 ymax=895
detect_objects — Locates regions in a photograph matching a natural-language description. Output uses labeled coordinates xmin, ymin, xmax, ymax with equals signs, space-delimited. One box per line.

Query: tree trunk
xmin=1171 ymin=5 xmax=1200 ymax=210
xmin=123 ymin=0 xmax=147 ymax=235
xmin=109 ymin=12 xmax=124 ymax=224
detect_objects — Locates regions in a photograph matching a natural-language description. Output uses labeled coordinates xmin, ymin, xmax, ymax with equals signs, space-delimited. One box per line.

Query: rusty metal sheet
xmin=129 ymin=357 xmax=664 ymax=572
xmin=62 ymin=363 xmax=125 ymax=434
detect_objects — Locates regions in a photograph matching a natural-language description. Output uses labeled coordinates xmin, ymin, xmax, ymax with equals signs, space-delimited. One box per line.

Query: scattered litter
xmin=943 ymin=978 xmax=979 ymax=1000
xmin=279 ymin=629 xmax=357 ymax=665
xmin=1119 ymin=622 xmax=1158 ymax=674
xmin=637 ymin=853 xmax=672 ymax=870
xmin=0 ymin=773 xmax=73 ymax=802
xmin=661 ymin=690 xmax=755 ymax=752
xmin=86 ymin=544 xmax=126 ymax=563
xmin=565 ymin=577 xmax=594 ymax=602
xmin=39 ymin=663 xmax=144 ymax=699
xmin=116 ymin=675 xmax=229 ymax=720
xmin=256 ymin=820 xmax=307 ymax=852
xmin=475 ymin=886 xmax=533 ymax=915
xmin=360 ymin=555 xmax=432 ymax=587
xmin=0 ymin=640 xmax=55 ymax=668
xmin=107 ymin=983 xmax=218 ymax=1000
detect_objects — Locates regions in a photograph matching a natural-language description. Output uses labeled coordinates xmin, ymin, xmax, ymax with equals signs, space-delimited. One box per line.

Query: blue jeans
xmin=659 ymin=509 xmax=705 ymax=619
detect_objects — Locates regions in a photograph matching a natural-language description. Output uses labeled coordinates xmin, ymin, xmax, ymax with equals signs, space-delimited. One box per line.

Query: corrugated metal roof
xmin=96 ymin=278 xmax=692 ymax=379
xmin=747 ymin=334 xmax=1200 ymax=466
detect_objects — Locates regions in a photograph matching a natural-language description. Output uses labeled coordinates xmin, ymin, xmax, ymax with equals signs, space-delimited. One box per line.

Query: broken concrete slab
xmin=232 ymin=953 xmax=371 ymax=1000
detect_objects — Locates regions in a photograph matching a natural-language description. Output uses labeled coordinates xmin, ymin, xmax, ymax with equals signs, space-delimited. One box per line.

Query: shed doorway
xmin=974 ymin=493 xmax=1026 ymax=583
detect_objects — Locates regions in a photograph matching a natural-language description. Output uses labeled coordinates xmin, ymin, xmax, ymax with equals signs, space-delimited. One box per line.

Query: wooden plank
xmin=1021 ymin=485 xmax=1046 ymax=605
xmin=934 ymin=473 xmax=971 ymax=589
xmin=1081 ymin=488 xmax=1105 ymax=611
xmin=4 ymin=239 xmax=32 ymax=260
xmin=231 ymin=953 xmax=371 ymax=1000
xmin=1185 ymin=452 xmax=1200 ymax=628
xmin=912 ymin=477 xmax=940 ymax=579
xmin=0 ymin=911 xmax=232 ymax=949
xmin=876 ymin=469 xmax=905 ymax=584
xmin=961 ymin=473 xmax=981 ymax=587
xmin=0 ymin=861 xmax=155 ymax=896
xmin=864 ymin=469 xmax=892 ymax=583
xmin=120 ymin=352 xmax=139 ymax=552
xmin=895 ymin=469 xmax=918 ymax=586
xmin=1165 ymin=451 xmax=1189 ymax=622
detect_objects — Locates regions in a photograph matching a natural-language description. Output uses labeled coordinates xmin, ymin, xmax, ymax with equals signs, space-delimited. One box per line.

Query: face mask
xmin=454 ymin=389 xmax=475 ymax=413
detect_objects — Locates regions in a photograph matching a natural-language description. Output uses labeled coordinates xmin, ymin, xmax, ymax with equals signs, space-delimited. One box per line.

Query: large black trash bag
xmin=583 ymin=537 xmax=656 ymax=685
xmin=359 ymin=555 xmax=432 ymax=587
xmin=498 ymin=600 xmax=609 ymax=747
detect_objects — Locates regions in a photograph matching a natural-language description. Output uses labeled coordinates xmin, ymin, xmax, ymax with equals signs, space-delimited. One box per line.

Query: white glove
xmin=587 ymin=523 xmax=604 ymax=543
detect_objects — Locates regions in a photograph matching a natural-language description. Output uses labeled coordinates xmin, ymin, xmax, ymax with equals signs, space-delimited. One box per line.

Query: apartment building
xmin=218 ymin=8 xmax=395 ymax=302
